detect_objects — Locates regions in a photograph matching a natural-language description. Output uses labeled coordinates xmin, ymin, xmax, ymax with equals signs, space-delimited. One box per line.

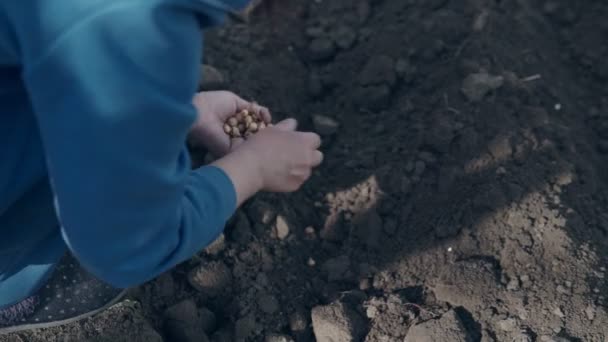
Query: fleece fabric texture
xmin=0 ymin=0 xmax=249 ymax=308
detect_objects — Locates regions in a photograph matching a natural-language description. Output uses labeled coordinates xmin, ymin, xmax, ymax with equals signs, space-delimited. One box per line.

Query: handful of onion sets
xmin=223 ymin=109 xmax=272 ymax=139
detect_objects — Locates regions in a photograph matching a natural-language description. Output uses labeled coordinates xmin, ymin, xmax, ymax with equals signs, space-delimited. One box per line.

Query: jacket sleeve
xmin=19 ymin=1 xmax=237 ymax=288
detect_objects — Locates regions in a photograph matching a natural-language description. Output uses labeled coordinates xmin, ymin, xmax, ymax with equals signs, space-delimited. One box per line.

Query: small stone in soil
xmin=313 ymin=114 xmax=340 ymax=136
xmin=273 ymin=215 xmax=290 ymax=240
xmin=247 ymin=199 xmax=277 ymax=225
xmin=552 ymin=307 xmax=565 ymax=318
xmin=289 ymin=309 xmax=310 ymax=333
xmin=585 ymin=305 xmax=596 ymax=320
xmin=365 ymin=305 xmax=378 ymax=319
xmin=507 ymin=278 xmax=520 ymax=291
xmin=556 ymin=285 xmax=569 ymax=294
xmin=311 ymin=301 xmax=368 ymax=342
xmin=188 ymin=261 xmax=232 ymax=297
xmin=204 ymin=233 xmax=226 ymax=256
xmin=497 ymin=317 xmax=518 ymax=332
xmin=257 ymin=293 xmax=280 ymax=315
xmin=359 ymin=278 xmax=371 ymax=291
xmin=265 ymin=334 xmax=295 ymax=342
xmin=461 ymin=72 xmax=504 ymax=102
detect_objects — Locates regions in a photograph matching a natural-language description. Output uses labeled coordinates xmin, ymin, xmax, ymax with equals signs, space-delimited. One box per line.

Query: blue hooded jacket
xmin=0 ymin=0 xmax=249 ymax=308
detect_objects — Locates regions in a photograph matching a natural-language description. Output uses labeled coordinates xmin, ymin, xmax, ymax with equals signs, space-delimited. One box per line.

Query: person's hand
xmin=211 ymin=118 xmax=323 ymax=206
xmin=244 ymin=118 xmax=323 ymax=192
xmin=189 ymin=91 xmax=271 ymax=157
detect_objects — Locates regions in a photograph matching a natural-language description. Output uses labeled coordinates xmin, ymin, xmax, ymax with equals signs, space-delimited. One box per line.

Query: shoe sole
xmin=0 ymin=289 xmax=128 ymax=335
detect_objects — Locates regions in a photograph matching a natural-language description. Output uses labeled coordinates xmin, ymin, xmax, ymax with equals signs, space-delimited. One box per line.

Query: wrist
xmin=210 ymin=148 xmax=264 ymax=207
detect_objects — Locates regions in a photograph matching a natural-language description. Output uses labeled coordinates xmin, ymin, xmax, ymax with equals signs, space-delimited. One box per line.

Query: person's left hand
xmin=189 ymin=91 xmax=271 ymax=157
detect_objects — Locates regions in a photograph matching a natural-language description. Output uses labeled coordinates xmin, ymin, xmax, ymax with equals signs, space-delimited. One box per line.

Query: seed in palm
xmin=225 ymin=109 xmax=268 ymax=139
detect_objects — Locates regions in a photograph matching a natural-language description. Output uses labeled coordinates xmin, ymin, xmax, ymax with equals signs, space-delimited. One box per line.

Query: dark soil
xmin=3 ymin=0 xmax=608 ymax=341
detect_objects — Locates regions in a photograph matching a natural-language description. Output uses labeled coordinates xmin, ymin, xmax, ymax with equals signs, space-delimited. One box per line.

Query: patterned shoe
xmin=0 ymin=254 xmax=127 ymax=335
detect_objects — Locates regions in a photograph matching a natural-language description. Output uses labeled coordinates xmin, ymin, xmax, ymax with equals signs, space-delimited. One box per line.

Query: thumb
xmin=274 ymin=118 xmax=298 ymax=131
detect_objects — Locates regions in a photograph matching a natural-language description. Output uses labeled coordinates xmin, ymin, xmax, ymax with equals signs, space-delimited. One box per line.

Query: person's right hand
xmin=237 ymin=118 xmax=323 ymax=192
xmin=211 ymin=118 xmax=323 ymax=207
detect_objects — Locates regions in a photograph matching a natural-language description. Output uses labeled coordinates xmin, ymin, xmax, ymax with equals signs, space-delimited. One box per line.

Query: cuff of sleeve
xmin=194 ymin=164 xmax=237 ymax=226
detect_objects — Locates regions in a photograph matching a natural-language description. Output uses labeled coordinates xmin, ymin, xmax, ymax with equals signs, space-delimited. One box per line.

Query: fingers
xmin=311 ymin=150 xmax=324 ymax=167
xmin=259 ymin=106 xmax=272 ymax=123
xmin=233 ymin=96 xmax=272 ymax=123
xmin=290 ymin=167 xmax=311 ymax=178
xmin=250 ymin=102 xmax=272 ymax=123
xmin=274 ymin=118 xmax=298 ymax=131
xmin=299 ymin=132 xmax=322 ymax=149
xmin=233 ymin=94 xmax=251 ymax=112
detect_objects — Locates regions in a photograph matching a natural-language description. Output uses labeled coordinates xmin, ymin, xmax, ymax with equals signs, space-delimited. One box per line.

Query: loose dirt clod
xmin=204 ymin=233 xmax=226 ymax=256
xmin=265 ymin=334 xmax=295 ymax=342
xmin=311 ymin=301 xmax=368 ymax=342
xmin=461 ymin=72 xmax=504 ymax=102
xmin=585 ymin=305 xmax=596 ymax=321
xmin=289 ymin=309 xmax=310 ymax=333
xmin=304 ymin=226 xmax=317 ymax=240
xmin=404 ymin=310 xmax=469 ymax=342
xmin=307 ymin=257 xmax=317 ymax=267
xmin=187 ymin=261 xmax=233 ymax=297
xmin=163 ymin=299 xmax=210 ymax=342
